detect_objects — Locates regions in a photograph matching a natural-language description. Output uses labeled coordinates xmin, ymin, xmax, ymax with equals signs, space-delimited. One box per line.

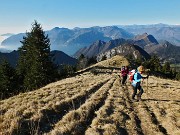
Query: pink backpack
xmin=129 ymin=69 xmax=136 ymax=82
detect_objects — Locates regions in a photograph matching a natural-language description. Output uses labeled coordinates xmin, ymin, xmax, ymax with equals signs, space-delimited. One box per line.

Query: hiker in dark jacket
xmin=131 ymin=66 xmax=148 ymax=101
xmin=121 ymin=66 xmax=129 ymax=85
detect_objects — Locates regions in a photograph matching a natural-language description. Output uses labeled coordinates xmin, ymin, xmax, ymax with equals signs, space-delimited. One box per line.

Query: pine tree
xmin=162 ymin=62 xmax=171 ymax=73
xmin=147 ymin=55 xmax=162 ymax=72
xmin=17 ymin=21 xmax=56 ymax=91
xmin=87 ymin=57 xmax=97 ymax=66
xmin=76 ymin=54 xmax=87 ymax=70
xmin=175 ymin=72 xmax=180 ymax=80
xmin=0 ymin=60 xmax=16 ymax=99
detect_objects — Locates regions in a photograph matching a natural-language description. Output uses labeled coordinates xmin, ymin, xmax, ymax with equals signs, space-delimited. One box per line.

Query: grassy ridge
xmin=0 ymin=56 xmax=179 ymax=135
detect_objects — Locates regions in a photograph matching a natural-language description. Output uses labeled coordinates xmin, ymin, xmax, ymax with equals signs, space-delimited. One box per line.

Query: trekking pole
xmin=146 ymin=69 xmax=150 ymax=99
xmin=147 ymin=77 xmax=148 ymax=91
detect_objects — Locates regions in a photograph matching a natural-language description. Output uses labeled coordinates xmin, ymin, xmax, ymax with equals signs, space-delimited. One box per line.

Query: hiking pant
xmin=132 ymin=82 xmax=144 ymax=99
xmin=122 ymin=75 xmax=127 ymax=85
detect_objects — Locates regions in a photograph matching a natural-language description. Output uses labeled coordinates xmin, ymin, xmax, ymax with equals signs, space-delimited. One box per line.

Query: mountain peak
xmin=134 ymin=33 xmax=158 ymax=45
xmin=94 ymin=40 xmax=106 ymax=45
xmin=51 ymin=27 xmax=60 ymax=31
xmin=134 ymin=33 xmax=148 ymax=40
xmin=142 ymin=32 xmax=148 ymax=36
xmin=51 ymin=27 xmax=70 ymax=32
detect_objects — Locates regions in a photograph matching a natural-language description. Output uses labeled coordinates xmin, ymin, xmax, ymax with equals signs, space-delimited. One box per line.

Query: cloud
xmin=1 ymin=33 xmax=14 ymax=36
xmin=0 ymin=45 xmax=6 ymax=48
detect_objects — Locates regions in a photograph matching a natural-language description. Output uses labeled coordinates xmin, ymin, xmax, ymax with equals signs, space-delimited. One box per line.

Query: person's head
xmin=137 ymin=65 xmax=144 ymax=74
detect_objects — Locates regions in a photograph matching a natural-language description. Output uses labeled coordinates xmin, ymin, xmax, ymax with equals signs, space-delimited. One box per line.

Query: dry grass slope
xmin=0 ymin=55 xmax=179 ymax=135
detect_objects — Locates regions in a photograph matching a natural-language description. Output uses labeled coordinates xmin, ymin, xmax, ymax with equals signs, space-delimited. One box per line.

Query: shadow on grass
xmin=142 ymin=98 xmax=180 ymax=102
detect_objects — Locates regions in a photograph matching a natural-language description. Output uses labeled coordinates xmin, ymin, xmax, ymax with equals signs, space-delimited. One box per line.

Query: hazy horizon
xmin=1 ymin=23 xmax=180 ymax=35
xmin=0 ymin=0 xmax=180 ymax=34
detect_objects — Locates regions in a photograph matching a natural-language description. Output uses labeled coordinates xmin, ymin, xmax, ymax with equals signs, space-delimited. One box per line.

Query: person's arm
xmin=135 ymin=73 xmax=148 ymax=82
xmin=142 ymin=74 xmax=149 ymax=79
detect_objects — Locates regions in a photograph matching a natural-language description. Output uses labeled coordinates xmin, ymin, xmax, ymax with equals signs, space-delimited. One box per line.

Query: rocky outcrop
xmin=97 ymin=44 xmax=150 ymax=62
xmin=133 ymin=33 xmax=159 ymax=48
xmin=144 ymin=41 xmax=180 ymax=63
xmin=74 ymin=38 xmax=132 ymax=58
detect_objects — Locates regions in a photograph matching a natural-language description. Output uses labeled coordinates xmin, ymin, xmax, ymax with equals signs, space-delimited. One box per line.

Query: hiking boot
xmin=131 ymin=98 xmax=137 ymax=102
xmin=137 ymin=96 xmax=142 ymax=101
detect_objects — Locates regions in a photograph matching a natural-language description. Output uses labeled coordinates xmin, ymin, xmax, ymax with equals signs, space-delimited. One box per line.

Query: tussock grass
xmin=94 ymin=55 xmax=129 ymax=68
xmin=126 ymin=75 xmax=180 ymax=135
xmin=49 ymin=78 xmax=115 ymax=134
xmin=86 ymin=78 xmax=130 ymax=135
xmin=0 ymin=55 xmax=179 ymax=135
xmin=0 ymin=72 xmax=110 ymax=134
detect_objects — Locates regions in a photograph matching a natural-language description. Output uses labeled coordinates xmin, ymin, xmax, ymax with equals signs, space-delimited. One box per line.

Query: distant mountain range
xmin=1 ymin=26 xmax=133 ymax=55
xmin=118 ymin=23 xmax=180 ymax=46
xmin=74 ymin=33 xmax=180 ymax=63
xmin=0 ymin=50 xmax=77 ymax=67
xmin=2 ymin=24 xmax=180 ymax=56
xmin=1 ymin=23 xmax=180 ymax=64
xmin=74 ymin=33 xmax=158 ymax=59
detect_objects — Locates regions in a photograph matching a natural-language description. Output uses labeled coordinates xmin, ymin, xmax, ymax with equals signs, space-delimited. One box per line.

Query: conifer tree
xmin=162 ymin=62 xmax=171 ymax=73
xmin=87 ymin=57 xmax=97 ymax=66
xmin=17 ymin=21 xmax=56 ymax=91
xmin=76 ymin=54 xmax=87 ymax=70
xmin=0 ymin=60 xmax=16 ymax=99
xmin=144 ymin=55 xmax=161 ymax=72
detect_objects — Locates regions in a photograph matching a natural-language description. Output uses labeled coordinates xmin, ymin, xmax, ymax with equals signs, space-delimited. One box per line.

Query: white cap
xmin=131 ymin=69 xmax=136 ymax=74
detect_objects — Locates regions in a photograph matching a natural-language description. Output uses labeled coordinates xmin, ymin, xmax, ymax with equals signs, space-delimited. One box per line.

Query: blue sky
xmin=0 ymin=0 xmax=180 ymax=34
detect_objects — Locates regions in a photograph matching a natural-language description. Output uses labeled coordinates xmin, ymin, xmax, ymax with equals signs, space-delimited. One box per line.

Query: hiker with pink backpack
xmin=130 ymin=66 xmax=149 ymax=101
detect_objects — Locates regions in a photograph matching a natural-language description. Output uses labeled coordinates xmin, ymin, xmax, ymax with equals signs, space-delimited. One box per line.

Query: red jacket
xmin=121 ymin=68 xmax=129 ymax=77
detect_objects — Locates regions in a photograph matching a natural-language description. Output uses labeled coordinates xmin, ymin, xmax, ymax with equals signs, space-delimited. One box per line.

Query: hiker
xmin=121 ymin=66 xmax=129 ymax=85
xmin=131 ymin=65 xmax=148 ymax=101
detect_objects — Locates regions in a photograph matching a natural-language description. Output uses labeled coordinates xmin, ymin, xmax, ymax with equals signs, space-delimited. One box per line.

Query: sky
xmin=0 ymin=0 xmax=180 ymax=35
